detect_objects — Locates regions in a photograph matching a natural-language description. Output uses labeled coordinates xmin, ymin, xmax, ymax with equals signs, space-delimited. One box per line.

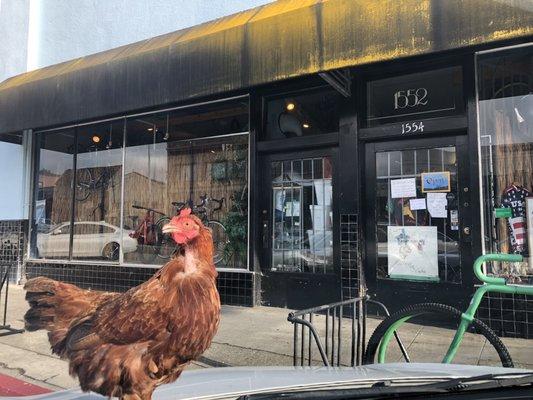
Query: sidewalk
xmin=0 ymin=285 xmax=532 ymax=391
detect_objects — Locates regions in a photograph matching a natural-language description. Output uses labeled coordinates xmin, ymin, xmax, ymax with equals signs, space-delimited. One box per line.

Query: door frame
xmin=257 ymin=146 xmax=341 ymax=308
xmin=363 ymin=133 xmax=474 ymax=310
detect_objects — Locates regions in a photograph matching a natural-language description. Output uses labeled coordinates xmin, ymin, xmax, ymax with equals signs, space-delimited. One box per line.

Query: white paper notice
xmin=427 ymin=193 xmax=447 ymax=218
xmin=409 ymin=198 xmax=426 ymax=211
xmin=391 ymin=178 xmax=417 ymax=199
xmin=388 ymin=226 xmax=439 ymax=281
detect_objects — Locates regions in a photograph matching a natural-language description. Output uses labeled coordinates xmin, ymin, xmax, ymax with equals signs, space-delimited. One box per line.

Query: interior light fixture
xmin=147 ymin=128 xmax=154 ymax=132
xmin=286 ymin=102 xmax=295 ymax=111
xmin=302 ymin=123 xmax=310 ymax=129
xmin=92 ymin=135 xmax=101 ymax=143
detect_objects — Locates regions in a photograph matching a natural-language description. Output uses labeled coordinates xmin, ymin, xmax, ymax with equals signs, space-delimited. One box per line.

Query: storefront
xmin=0 ymin=1 xmax=531 ymax=336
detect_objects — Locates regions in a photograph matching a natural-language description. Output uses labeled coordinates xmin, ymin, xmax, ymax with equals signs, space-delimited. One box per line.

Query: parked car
xmin=36 ymin=221 xmax=137 ymax=260
xmin=12 ymin=364 xmax=533 ymax=400
xmin=35 ymin=219 xmax=57 ymax=234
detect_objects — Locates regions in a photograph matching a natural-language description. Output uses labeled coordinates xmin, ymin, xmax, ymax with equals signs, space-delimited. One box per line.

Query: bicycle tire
xmin=363 ymin=302 xmax=513 ymax=368
xmin=208 ymin=220 xmax=228 ymax=265
xmin=155 ymin=216 xmax=177 ymax=259
xmin=102 ymin=241 xmax=120 ymax=261
xmin=75 ymin=168 xmax=93 ymax=201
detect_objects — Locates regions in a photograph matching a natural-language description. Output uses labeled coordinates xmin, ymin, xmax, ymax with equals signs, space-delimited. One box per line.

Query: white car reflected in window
xmin=36 ymin=221 xmax=137 ymax=260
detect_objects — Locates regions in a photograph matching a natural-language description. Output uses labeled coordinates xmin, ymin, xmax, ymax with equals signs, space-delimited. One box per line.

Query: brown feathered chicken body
xmin=24 ymin=210 xmax=220 ymax=400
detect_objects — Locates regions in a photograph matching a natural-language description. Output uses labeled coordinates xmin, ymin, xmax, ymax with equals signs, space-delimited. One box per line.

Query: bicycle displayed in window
xmin=73 ymin=144 xmax=118 ymax=202
xmin=158 ymin=195 xmax=229 ymax=264
xmin=364 ymin=253 xmax=532 ymax=367
xmin=75 ymin=167 xmax=116 ymax=202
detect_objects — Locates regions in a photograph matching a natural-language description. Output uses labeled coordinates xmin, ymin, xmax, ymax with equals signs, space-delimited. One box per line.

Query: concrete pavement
xmin=0 ymin=284 xmax=531 ymax=391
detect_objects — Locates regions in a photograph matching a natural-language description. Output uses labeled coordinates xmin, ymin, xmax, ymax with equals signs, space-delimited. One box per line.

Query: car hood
xmin=5 ymin=363 xmax=531 ymax=400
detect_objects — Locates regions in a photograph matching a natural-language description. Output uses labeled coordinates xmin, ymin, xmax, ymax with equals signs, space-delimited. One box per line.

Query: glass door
xmin=271 ymin=157 xmax=333 ymax=273
xmin=259 ymin=149 xmax=340 ymax=308
xmin=365 ymin=136 xmax=473 ymax=311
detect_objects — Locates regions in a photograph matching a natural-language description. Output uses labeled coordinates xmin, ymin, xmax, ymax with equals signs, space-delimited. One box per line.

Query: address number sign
xmin=394 ymin=88 xmax=428 ymax=110
xmin=366 ymin=66 xmax=463 ymax=129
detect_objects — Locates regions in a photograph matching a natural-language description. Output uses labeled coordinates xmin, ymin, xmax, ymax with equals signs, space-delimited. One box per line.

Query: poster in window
xmin=388 ymin=226 xmax=439 ymax=281
xmin=421 ymin=172 xmax=451 ymax=193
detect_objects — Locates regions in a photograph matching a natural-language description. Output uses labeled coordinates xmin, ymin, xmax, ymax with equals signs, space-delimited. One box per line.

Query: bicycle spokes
xmin=366 ymin=303 xmax=512 ymax=367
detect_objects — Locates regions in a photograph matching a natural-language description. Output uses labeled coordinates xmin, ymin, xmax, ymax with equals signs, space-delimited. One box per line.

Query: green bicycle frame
xmin=377 ymin=253 xmax=533 ymax=364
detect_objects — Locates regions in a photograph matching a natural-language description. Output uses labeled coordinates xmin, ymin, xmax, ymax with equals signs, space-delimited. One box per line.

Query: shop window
xmin=0 ymin=132 xmax=24 ymax=220
xmin=33 ymin=129 xmax=76 ymax=259
xmin=73 ymin=121 xmax=124 ymax=261
xmin=31 ymin=99 xmax=249 ymax=266
xmin=123 ymin=99 xmax=249 ymax=267
xmin=478 ymin=46 xmax=533 ymax=283
xmin=264 ymin=89 xmax=343 ymax=140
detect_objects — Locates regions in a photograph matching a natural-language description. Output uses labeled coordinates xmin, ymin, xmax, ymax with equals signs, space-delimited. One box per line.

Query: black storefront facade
xmin=0 ymin=1 xmax=532 ymax=337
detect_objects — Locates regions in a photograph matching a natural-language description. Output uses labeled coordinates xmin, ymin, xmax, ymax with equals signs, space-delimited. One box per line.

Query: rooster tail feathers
xmin=24 ymin=277 xmax=77 ymax=355
xmin=24 ymin=305 xmax=55 ymax=331
xmin=49 ymin=329 xmax=69 ymax=356
xmin=24 ymin=277 xmax=60 ymax=331
xmin=24 ymin=276 xmax=58 ymax=294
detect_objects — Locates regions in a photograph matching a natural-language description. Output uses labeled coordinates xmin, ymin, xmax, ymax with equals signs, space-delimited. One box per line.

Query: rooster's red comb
xmin=179 ymin=208 xmax=192 ymax=217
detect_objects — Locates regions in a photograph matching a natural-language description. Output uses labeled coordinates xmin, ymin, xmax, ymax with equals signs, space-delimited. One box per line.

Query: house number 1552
xmin=401 ymin=122 xmax=424 ymax=134
xmin=394 ymin=88 xmax=429 ymax=109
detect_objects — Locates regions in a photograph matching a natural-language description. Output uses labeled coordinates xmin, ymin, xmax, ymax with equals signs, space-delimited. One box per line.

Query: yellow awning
xmin=0 ymin=0 xmax=531 ymax=132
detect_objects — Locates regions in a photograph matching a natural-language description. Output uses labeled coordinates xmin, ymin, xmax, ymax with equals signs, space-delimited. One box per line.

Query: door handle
xmin=262 ymin=220 xmax=269 ymax=249
xmin=261 ymin=209 xmax=270 ymax=249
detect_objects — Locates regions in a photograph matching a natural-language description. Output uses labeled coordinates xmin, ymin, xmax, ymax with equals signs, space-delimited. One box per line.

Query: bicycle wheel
xmin=208 ymin=220 xmax=228 ymax=265
xmin=75 ymin=168 xmax=93 ymax=201
xmin=155 ymin=216 xmax=177 ymax=259
xmin=364 ymin=303 xmax=513 ymax=368
xmin=102 ymin=242 xmax=120 ymax=261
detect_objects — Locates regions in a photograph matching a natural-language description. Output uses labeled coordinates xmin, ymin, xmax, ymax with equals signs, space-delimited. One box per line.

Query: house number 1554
xmin=401 ymin=122 xmax=424 ymax=134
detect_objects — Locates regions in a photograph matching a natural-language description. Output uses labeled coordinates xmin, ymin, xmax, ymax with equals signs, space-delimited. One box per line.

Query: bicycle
xmin=75 ymin=166 xmax=116 ymax=202
xmin=364 ymin=253 xmax=531 ymax=367
xmin=129 ymin=204 xmax=168 ymax=263
xmin=158 ymin=194 xmax=229 ymax=264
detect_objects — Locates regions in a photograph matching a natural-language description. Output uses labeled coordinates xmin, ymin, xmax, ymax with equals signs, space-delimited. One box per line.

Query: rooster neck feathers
xmin=159 ymin=226 xmax=217 ymax=284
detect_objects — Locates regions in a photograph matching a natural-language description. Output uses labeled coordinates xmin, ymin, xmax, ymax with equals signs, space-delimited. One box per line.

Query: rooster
xmin=24 ymin=208 xmax=220 ymax=400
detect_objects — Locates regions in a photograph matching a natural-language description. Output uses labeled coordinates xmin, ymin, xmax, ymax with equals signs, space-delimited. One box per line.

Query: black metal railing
xmin=288 ymin=296 xmax=409 ymax=367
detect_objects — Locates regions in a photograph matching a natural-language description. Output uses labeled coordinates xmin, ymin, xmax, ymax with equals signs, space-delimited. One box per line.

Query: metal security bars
xmin=271 ymin=157 xmax=333 ymax=274
xmin=288 ymin=296 xmax=409 ymax=367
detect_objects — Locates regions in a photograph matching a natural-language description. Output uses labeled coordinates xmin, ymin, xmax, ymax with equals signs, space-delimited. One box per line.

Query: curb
xmin=0 ymin=373 xmax=52 ymax=396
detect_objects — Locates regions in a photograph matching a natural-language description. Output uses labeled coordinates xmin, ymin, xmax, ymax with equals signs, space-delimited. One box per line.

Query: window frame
xmin=474 ymin=42 xmax=533 ymax=268
xmin=28 ymin=96 xmax=252 ymax=271
xmin=261 ymin=86 xmax=344 ymax=142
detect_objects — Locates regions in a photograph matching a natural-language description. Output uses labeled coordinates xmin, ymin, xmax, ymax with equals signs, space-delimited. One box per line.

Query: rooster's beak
xmin=162 ymin=222 xmax=179 ymax=234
